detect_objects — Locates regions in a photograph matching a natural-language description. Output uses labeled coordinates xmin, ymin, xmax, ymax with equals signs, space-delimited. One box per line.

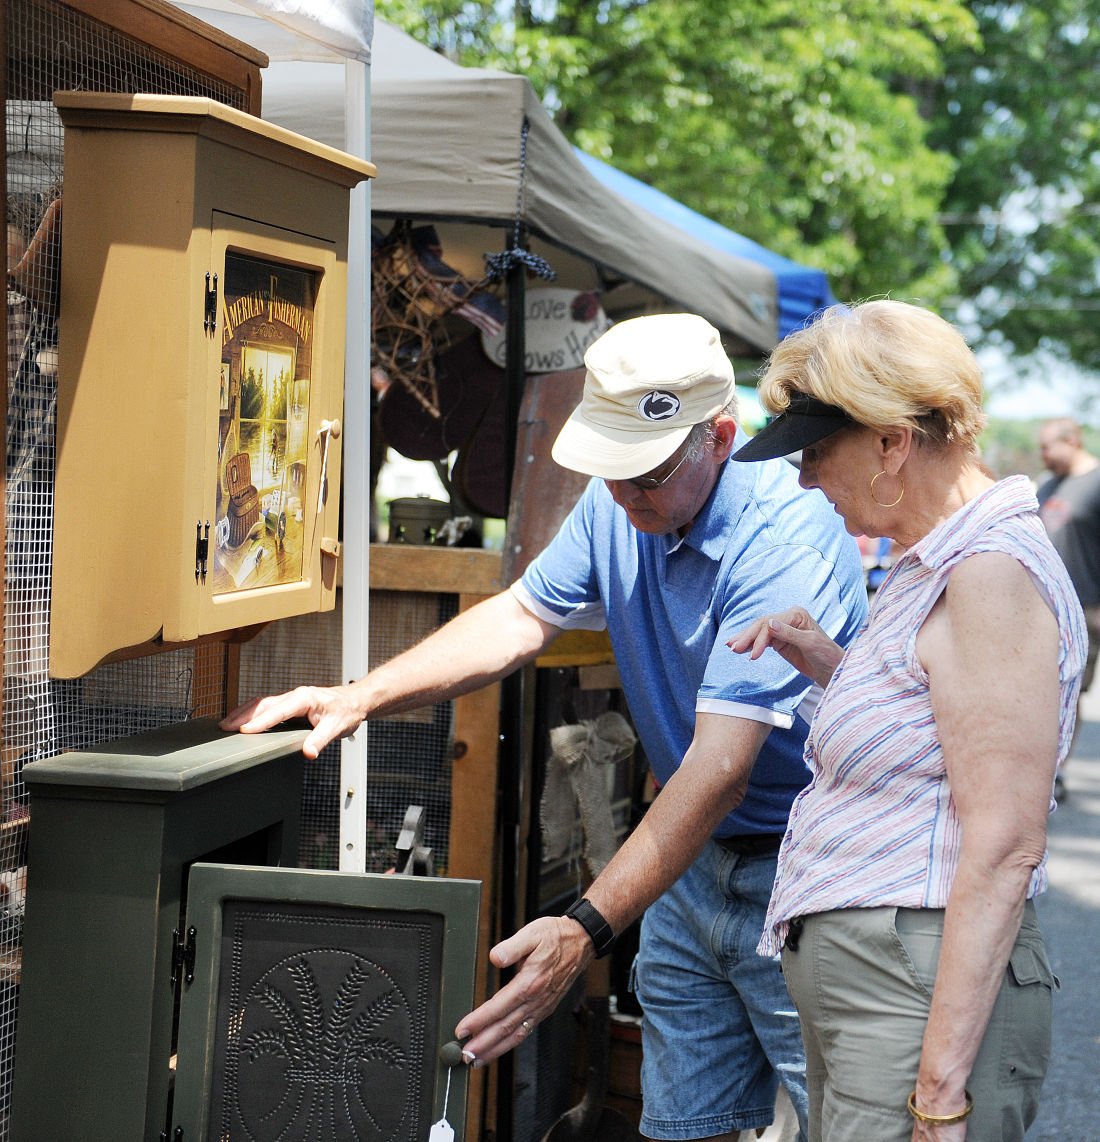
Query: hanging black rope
xmin=484 ymin=116 xmax=557 ymax=283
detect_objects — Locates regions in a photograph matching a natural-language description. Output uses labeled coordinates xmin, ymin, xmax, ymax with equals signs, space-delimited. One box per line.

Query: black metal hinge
xmin=203 ymin=271 xmax=218 ymax=334
xmin=171 ymin=925 xmax=196 ymax=989
xmin=195 ymin=521 xmax=210 ymax=583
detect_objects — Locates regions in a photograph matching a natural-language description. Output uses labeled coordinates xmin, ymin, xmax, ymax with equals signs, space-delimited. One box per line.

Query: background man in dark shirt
xmin=1038 ymin=416 xmax=1100 ymax=797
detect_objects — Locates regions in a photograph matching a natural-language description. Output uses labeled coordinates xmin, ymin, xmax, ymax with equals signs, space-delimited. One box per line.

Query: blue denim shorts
xmin=632 ymin=841 xmax=808 ymax=1140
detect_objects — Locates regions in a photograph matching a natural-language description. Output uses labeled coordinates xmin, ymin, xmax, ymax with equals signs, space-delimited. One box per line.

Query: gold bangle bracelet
xmin=907 ymin=1090 xmax=974 ymax=1124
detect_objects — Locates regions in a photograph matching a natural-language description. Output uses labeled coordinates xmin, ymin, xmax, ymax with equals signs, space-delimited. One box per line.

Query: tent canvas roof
xmin=575 ymin=152 xmax=836 ymax=340
xmin=261 ymin=20 xmax=779 ymax=352
xmin=178 ymin=8 xmax=832 ymax=352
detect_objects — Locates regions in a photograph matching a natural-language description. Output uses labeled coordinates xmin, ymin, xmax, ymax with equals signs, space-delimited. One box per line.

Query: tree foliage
xmin=377 ymin=0 xmax=1098 ymax=377
xmin=928 ymin=0 xmax=1100 ymax=376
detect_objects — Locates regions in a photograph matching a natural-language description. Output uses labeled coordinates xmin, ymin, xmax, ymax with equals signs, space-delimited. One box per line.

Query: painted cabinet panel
xmin=49 ymin=93 xmax=373 ymax=677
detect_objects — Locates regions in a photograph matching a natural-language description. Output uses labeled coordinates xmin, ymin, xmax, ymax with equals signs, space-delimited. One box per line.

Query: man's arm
xmin=454 ymin=711 xmax=771 ymax=1063
xmin=221 ymin=589 xmax=561 ymax=757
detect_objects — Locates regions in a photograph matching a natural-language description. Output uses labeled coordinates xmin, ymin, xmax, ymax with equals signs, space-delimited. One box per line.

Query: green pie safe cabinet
xmin=9 ymin=720 xmax=479 ymax=1140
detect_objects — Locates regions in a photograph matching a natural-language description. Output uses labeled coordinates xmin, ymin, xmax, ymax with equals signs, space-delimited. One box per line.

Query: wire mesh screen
xmin=237 ymin=607 xmax=345 ymax=871
xmin=365 ymin=589 xmax=457 ymax=875
xmin=7 ymin=0 xmax=250 ymax=107
xmin=3 ymin=0 xmax=253 ymax=1131
xmin=238 ymin=592 xmax=459 ymax=875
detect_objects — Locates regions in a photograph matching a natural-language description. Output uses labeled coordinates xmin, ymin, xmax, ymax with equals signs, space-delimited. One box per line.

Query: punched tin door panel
xmin=172 ymin=864 xmax=480 ymax=1142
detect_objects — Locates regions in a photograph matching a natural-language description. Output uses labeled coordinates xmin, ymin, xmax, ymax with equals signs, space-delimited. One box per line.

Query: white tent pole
xmin=338 ymin=55 xmax=370 ymax=873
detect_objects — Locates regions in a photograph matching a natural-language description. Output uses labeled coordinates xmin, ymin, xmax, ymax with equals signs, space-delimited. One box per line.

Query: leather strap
xmin=564 ymin=897 xmax=617 ymax=958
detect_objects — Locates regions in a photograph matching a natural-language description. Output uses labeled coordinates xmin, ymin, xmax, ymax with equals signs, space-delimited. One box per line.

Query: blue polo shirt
xmin=513 ymin=445 xmax=867 ymax=836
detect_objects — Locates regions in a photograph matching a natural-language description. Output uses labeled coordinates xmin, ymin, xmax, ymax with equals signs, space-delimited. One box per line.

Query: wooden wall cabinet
xmin=48 ymin=92 xmax=375 ymax=678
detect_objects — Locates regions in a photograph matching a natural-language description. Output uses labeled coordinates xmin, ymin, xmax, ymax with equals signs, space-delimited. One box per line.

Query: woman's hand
xmin=727 ymin=606 xmax=845 ymax=688
xmin=911 ymin=1118 xmax=968 ymax=1141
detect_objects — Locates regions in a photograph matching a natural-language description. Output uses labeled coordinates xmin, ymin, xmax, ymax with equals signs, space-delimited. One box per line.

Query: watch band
xmin=564 ymin=897 xmax=616 ymax=958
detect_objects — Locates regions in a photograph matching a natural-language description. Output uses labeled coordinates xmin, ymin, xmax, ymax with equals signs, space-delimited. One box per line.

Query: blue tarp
xmin=575 ymin=151 xmax=836 ymax=341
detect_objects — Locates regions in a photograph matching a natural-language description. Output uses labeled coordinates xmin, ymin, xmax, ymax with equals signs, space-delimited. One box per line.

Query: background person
xmin=1037 ymin=416 xmax=1100 ymax=799
xmin=729 ymin=299 xmax=1085 ymax=1142
xmin=224 ymin=313 xmax=867 ymax=1142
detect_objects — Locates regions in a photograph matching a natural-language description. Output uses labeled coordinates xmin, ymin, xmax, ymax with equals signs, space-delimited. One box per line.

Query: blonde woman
xmin=729 ymin=300 xmax=1084 ymax=1142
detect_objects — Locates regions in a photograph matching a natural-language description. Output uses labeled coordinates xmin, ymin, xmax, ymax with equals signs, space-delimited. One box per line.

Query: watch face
xmin=214 ymin=252 xmax=318 ymax=596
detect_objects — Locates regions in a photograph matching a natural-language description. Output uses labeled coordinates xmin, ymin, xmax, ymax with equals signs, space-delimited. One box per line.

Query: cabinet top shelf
xmin=53 ymin=91 xmax=376 ymax=187
xmin=23 ymin=717 xmax=310 ymax=794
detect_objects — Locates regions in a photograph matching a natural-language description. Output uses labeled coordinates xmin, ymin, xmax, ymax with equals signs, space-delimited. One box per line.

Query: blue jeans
xmin=633 ymin=842 xmax=809 ymax=1140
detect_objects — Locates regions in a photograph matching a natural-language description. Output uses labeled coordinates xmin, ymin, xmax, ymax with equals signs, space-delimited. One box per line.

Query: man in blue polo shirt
xmin=224 ymin=313 xmax=866 ymax=1141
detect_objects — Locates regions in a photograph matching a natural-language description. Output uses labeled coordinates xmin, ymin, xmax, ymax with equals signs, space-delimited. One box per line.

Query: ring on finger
xmin=520 ymin=1019 xmax=532 ymax=1035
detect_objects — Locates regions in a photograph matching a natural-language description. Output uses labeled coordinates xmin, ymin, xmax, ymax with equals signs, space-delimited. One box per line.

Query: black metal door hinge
xmin=195 ymin=521 xmax=210 ymax=583
xmin=203 ymin=271 xmax=218 ymax=334
xmin=171 ymin=925 xmax=196 ymax=989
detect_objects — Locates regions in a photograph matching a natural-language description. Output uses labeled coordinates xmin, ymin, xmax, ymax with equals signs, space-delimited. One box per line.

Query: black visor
xmin=733 ymin=392 xmax=853 ymax=462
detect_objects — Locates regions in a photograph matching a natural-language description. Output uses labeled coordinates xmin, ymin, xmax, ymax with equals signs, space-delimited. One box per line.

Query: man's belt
xmin=713 ymin=832 xmax=785 ymax=857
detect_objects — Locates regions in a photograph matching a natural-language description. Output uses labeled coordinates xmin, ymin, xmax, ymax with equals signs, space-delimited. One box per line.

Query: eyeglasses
xmin=628 ymin=444 xmax=693 ymax=490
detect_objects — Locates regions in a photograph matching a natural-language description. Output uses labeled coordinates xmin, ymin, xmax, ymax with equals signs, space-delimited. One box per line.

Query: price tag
xmin=429 ymin=1059 xmax=457 ymax=1141
xmin=428 ymin=1119 xmax=455 ymax=1142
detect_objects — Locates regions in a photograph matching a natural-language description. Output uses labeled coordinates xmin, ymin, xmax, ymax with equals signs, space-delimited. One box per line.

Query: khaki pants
xmin=780 ymin=902 xmax=1055 ymax=1142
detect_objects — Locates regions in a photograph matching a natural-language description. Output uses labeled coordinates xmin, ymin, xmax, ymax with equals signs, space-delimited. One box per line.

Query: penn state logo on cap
xmin=638 ymin=390 xmax=681 ymax=422
xmin=550 ymin=314 xmax=735 ymax=481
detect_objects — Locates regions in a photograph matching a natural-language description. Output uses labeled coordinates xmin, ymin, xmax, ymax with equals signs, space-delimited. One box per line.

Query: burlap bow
xmin=541 ymin=711 xmax=637 ymax=879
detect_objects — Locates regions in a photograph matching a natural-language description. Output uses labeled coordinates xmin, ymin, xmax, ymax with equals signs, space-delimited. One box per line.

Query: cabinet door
xmin=169 ymin=214 xmax=344 ymax=641
xmin=172 ymin=864 xmax=480 ymax=1141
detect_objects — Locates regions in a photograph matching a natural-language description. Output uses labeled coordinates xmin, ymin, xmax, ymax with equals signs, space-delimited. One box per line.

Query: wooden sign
xmin=482 ymin=288 xmax=611 ymax=373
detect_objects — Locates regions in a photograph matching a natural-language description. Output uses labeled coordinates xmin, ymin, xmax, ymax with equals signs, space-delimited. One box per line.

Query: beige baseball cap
xmin=552 ymin=313 xmax=736 ymax=480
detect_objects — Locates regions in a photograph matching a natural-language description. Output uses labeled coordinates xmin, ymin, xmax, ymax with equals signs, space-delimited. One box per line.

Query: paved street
xmin=1028 ymin=686 xmax=1100 ymax=1140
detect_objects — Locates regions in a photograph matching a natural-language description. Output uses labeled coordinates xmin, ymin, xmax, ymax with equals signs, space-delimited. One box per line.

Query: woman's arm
xmin=913 ymin=551 xmax=1061 ymax=1135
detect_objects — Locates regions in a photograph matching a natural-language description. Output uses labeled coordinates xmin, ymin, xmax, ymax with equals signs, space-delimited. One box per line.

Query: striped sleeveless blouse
xmin=759 ymin=476 xmax=1086 ymax=955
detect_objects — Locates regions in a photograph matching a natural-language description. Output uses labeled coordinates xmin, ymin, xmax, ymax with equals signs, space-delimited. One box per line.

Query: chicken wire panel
xmin=4 ymin=1 xmax=252 ymax=1132
xmin=236 ymin=591 xmax=459 ymax=876
xmin=7 ymin=0 xmax=250 ymax=108
xmin=365 ymin=590 xmax=458 ymax=876
xmin=237 ymin=607 xmax=344 ymax=871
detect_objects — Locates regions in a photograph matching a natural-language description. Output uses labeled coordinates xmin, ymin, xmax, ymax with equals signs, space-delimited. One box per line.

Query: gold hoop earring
xmin=870 ymin=470 xmax=904 ymax=508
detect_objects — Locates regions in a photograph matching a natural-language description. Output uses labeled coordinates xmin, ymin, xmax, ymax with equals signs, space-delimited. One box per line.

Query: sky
xmin=980 ymin=349 xmax=1097 ymax=424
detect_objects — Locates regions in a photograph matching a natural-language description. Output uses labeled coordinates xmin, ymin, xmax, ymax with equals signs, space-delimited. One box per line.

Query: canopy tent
xmin=179 ymin=10 xmax=830 ymax=355
xmin=176 ymin=9 xmax=839 ymax=352
xmin=175 ymin=0 xmax=371 ymax=60
xmin=575 ymin=153 xmax=836 ymax=340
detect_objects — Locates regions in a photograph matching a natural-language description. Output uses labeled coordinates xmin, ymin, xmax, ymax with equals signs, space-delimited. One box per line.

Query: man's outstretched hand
xmin=221 ymin=684 xmax=365 ymax=759
xmin=454 ymin=915 xmax=595 ymax=1065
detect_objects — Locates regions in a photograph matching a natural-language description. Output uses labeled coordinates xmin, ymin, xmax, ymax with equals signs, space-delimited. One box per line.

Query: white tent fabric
xmin=179 ymin=0 xmax=371 ymax=61
xmin=176 ymin=8 xmax=779 ymax=352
